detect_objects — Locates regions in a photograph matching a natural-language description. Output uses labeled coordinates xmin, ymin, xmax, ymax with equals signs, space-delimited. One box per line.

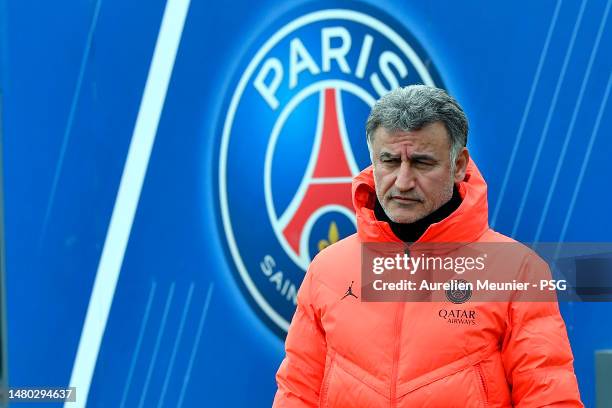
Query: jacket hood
xmin=351 ymin=158 xmax=489 ymax=243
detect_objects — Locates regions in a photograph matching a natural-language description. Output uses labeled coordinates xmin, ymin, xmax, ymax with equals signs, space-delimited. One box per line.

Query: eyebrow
xmin=409 ymin=153 xmax=438 ymax=162
xmin=379 ymin=151 xmax=438 ymax=162
xmin=379 ymin=151 xmax=400 ymax=160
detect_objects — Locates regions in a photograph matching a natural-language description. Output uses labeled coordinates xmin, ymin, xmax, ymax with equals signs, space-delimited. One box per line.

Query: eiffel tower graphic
xmin=273 ymin=88 xmax=360 ymax=269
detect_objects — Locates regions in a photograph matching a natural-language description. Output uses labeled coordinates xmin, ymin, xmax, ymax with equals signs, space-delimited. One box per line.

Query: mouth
xmin=391 ymin=196 xmax=421 ymax=204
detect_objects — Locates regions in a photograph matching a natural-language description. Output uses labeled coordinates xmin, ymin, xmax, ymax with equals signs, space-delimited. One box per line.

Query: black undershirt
xmin=373 ymin=186 xmax=462 ymax=243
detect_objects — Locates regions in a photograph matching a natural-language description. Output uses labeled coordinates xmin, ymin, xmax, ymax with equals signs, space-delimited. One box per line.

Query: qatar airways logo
xmin=217 ymin=6 xmax=443 ymax=336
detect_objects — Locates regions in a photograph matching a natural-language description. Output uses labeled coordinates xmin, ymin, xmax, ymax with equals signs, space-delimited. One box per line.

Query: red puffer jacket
xmin=273 ymin=160 xmax=583 ymax=407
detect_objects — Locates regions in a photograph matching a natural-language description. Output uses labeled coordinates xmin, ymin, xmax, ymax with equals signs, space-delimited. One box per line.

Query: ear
xmin=453 ymin=148 xmax=470 ymax=183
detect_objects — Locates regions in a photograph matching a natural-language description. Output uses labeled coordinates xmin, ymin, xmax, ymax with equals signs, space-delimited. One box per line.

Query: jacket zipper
xmin=475 ymin=363 xmax=488 ymax=407
xmin=390 ymin=303 xmax=405 ymax=407
xmin=319 ymin=352 xmax=335 ymax=407
xmin=390 ymin=244 xmax=410 ymax=407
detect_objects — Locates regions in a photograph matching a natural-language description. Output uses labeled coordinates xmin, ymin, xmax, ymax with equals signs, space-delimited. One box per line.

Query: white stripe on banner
xmin=490 ymin=0 xmax=563 ymax=228
xmin=65 ymin=0 xmax=191 ymax=406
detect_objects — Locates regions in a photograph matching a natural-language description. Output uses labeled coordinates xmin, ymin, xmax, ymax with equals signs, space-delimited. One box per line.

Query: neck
xmin=374 ymin=186 xmax=462 ymax=243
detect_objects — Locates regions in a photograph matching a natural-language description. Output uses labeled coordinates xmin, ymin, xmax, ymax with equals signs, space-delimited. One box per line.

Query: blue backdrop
xmin=2 ymin=0 xmax=611 ymax=407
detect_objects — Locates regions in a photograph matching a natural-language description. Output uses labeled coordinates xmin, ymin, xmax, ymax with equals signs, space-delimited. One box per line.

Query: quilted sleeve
xmin=272 ymin=259 xmax=327 ymax=407
xmin=501 ymin=253 xmax=583 ymax=407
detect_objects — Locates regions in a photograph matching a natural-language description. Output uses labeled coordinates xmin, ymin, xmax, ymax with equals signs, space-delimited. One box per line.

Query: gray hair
xmin=366 ymin=85 xmax=468 ymax=162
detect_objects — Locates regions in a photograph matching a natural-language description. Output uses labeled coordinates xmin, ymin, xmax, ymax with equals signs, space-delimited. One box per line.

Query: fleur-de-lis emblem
xmin=318 ymin=221 xmax=339 ymax=252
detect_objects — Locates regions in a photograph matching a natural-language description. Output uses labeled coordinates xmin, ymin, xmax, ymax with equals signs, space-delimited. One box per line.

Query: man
xmin=273 ymin=86 xmax=583 ymax=407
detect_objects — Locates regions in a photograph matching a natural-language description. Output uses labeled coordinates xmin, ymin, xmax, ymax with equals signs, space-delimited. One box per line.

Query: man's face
xmin=370 ymin=122 xmax=465 ymax=224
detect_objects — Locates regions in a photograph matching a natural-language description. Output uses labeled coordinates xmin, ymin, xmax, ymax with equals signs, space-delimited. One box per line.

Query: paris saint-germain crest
xmin=217 ymin=5 xmax=444 ymax=336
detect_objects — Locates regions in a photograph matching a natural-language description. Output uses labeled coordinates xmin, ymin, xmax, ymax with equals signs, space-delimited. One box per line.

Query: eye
xmin=413 ymin=160 xmax=434 ymax=168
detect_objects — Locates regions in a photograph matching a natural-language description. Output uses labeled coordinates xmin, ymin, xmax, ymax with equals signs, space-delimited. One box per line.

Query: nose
xmin=394 ymin=161 xmax=416 ymax=191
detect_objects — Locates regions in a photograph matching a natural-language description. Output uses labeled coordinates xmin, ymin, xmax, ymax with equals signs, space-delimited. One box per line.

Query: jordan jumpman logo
xmin=341 ymin=281 xmax=358 ymax=300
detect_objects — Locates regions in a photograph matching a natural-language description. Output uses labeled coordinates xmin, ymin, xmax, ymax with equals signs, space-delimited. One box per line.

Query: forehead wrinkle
xmin=375 ymin=123 xmax=451 ymax=149
xmin=382 ymin=133 xmax=438 ymax=149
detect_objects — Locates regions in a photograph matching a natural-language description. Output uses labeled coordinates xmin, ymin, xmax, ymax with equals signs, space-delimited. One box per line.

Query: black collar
xmin=374 ymin=186 xmax=462 ymax=243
